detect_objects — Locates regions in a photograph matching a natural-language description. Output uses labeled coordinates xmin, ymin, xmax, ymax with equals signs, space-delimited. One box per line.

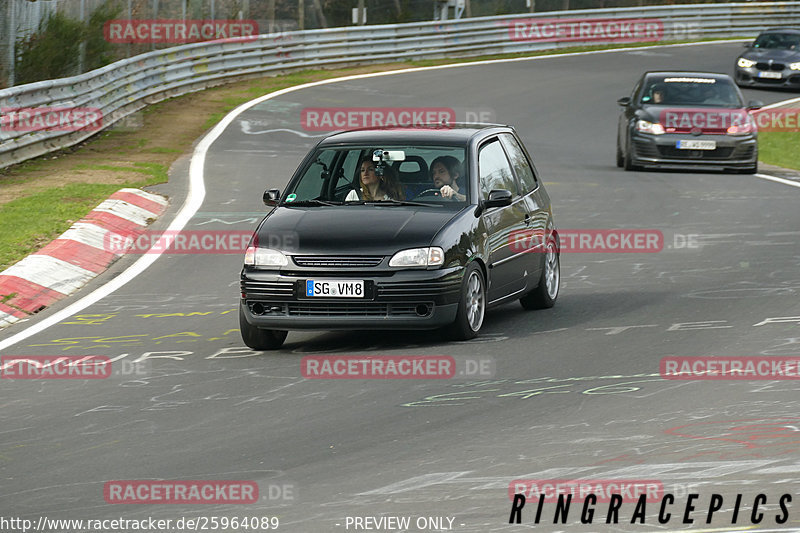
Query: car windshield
xmin=753 ymin=32 xmax=800 ymax=50
xmin=640 ymin=76 xmax=743 ymax=107
xmin=284 ymin=145 xmax=469 ymax=206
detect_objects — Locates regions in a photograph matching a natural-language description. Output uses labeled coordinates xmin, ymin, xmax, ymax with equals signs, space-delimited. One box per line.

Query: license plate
xmin=758 ymin=71 xmax=782 ymax=79
xmin=305 ymin=279 xmax=364 ymax=298
xmin=676 ymin=140 xmax=716 ymax=150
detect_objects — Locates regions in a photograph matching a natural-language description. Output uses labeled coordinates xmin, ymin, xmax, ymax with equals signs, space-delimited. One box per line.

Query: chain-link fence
xmin=0 ymin=0 xmax=777 ymax=87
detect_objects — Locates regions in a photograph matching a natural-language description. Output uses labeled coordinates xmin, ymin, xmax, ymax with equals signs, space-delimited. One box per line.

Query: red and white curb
xmin=0 ymin=188 xmax=167 ymax=329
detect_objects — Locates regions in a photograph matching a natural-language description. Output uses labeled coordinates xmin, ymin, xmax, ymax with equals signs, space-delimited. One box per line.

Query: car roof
xmin=761 ymin=28 xmax=800 ymax=34
xmin=316 ymin=124 xmax=512 ymax=146
xmin=642 ymin=71 xmax=734 ymax=82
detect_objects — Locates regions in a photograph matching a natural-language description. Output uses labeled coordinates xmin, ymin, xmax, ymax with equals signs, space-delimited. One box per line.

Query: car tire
xmin=623 ymin=146 xmax=638 ymax=171
xmin=622 ymin=135 xmax=639 ymax=171
xmin=239 ymin=306 xmax=288 ymax=350
xmin=616 ymin=138 xmax=624 ymax=168
xmin=520 ymin=238 xmax=560 ymax=310
xmin=446 ymin=263 xmax=485 ymax=341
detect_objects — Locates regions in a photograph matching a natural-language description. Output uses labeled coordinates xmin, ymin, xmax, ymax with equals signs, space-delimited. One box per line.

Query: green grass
xmin=758 ymin=132 xmax=800 ymax=171
xmin=0 ymin=183 xmax=121 ymax=270
xmin=0 ymin=162 xmax=168 ymax=269
xmin=73 ymin=162 xmax=168 ymax=185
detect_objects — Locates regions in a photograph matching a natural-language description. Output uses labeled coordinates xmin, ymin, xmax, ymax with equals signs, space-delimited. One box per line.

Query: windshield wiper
xmin=283 ymin=199 xmax=341 ymax=207
xmin=363 ymin=199 xmax=436 ymax=208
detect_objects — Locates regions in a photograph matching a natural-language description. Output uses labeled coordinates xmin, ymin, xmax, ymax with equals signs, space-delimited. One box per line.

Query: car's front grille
xmin=241 ymin=279 xmax=294 ymax=298
xmin=755 ymin=77 xmax=785 ymax=84
xmin=293 ymin=255 xmax=384 ymax=268
xmin=756 ymin=62 xmax=785 ymax=71
xmin=657 ymin=146 xmax=735 ymax=159
xmin=633 ymin=140 xmax=659 ymax=159
xmin=376 ymin=279 xmax=462 ymax=299
xmin=287 ymin=301 xmax=431 ymax=317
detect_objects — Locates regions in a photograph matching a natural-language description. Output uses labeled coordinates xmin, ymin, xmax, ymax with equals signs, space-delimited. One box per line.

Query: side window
xmin=478 ymin=139 xmax=517 ymax=200
xmin=500 ymin=134 xmax=537 ymax=194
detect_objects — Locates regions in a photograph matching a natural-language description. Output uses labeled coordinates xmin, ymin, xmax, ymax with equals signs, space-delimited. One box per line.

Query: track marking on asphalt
xmin=0 ymin=39 xmax=794 ymax=351
xmin=754 ymin=173 xmax=800 ymax=189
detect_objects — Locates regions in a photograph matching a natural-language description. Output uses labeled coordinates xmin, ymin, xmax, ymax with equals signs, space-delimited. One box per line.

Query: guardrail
xmin=2 ymin=2 xmax=799 ymax=169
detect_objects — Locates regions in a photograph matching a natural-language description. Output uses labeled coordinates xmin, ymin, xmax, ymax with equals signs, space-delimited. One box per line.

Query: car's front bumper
xmin=735 ymin=66 xmax=800 ymax=88
xmin=240 ymin=266 xmax=464 ymax=330
xmin=629 ymin=132 xmax=757 ymax=170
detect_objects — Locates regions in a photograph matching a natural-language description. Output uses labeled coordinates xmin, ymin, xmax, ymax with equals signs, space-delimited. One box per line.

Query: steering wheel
xmin=411 ymin=188 xmax=442 ymax=200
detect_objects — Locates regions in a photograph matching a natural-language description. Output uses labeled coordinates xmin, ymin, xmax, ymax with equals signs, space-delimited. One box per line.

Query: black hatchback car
xmin=735 ymin=28 xmax=800 ymax=89
xmin=616 ymin=71 xmax=761 ymax=173
xmin=239 ymin=125 xmax=559 ymax=350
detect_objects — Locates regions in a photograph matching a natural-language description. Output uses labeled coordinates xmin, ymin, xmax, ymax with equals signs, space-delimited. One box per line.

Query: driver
xmin=430 ymin=156 xmax=467 ymax=202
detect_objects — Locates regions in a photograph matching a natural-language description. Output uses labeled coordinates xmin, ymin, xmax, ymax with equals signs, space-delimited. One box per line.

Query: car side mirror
xmin=617 ymin=96 xmax=631 ymax=107
xmin=747 ymin=100 xmax=764 ymax=110
xmin=263 ymin=188 xmax=281 ymax=207
xmin=484 ymin=189 xmax=513 ymax=209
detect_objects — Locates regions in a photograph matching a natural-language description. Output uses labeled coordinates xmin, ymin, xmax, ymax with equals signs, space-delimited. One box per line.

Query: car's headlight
xmin=737 ymin=57 xmax=756 ymax=68
xmin=636 ymin=120 xmax=665 ymax=135
xmin=727 ymin=115 xmax=756 ymax=136
xmin=244 ymin=246 xmax=289 ymax=267
xmin=389 ymin=247 xmax=444 ymax=268
xmin=790 ymin=62 xmax=800 ymax=71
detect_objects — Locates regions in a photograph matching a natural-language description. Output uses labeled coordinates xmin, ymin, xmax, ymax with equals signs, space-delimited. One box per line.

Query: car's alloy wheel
xmin=447 ymin=263 xmax=485 ymax=340
xmin=520 ymin=239 xmax=560 ymax=310
xmin=239 ymin=306 xmax=288 ymax=350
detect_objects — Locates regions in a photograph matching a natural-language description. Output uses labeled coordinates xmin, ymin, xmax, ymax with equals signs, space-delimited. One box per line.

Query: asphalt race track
xmin=2 ymin=42 xmax=800 ymax=532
